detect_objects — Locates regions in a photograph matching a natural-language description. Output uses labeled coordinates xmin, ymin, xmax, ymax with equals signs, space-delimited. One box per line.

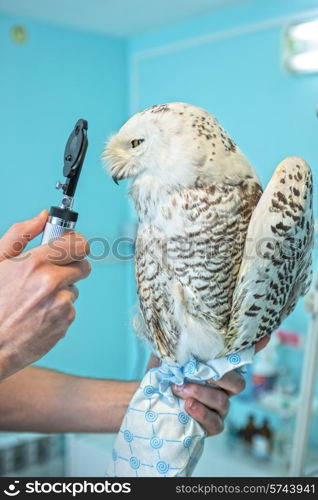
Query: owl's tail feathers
xmin=224 ymin=156 xmax=314 ymax=355
xmin=173 ymin=282 xmax=226 ymax=364
xmin=133 ymin=308 xmax=176 ymax=361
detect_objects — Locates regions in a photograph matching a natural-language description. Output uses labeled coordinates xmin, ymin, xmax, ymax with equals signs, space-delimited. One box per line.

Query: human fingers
xmin=184 ymin=398 xmax=224 ymax=437
xmin=207 ymin=370 xmax=246 ymax=397
xmin=35 ymin=232 xmax=90 ymax=266
xmin=0 ymin=210 xmax=48 ymax=262
xmin=172 ymin=383 xmax=229 ymax=418
xmin=146 ymin=355 xmax=161 ymax=371
xmin=53 ymin=288 xmax=77 ymax=326
xmin=207 ymin=337 xmax=269 ymax=395
xmin=255 ymin=335 xmax=270 ymax=353
xmin=54 ymin=259 xmax=92 ymax=287
xmin=67 ymin=285 xmax=79 ymax=303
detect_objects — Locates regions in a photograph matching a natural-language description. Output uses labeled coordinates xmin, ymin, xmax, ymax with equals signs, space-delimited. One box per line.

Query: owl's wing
xmin=135 ymin=226 xmax=179 ymax=358
xmin=135 ymin=179 xmax=263 ymax=361
xmin=224 ymin=157 xmax=314 ymax=355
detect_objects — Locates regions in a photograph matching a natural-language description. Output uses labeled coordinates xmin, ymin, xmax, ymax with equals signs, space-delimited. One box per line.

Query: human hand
xmin=172 ymin=336 xmax=270 ymax=436
xmin=0 ymin=211 xmax=91 ymax=380
xmin=147 ymin=336 xmax=270 ymax=436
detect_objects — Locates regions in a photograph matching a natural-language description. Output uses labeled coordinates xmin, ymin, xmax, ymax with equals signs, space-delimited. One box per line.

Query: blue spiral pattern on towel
xmin=156 ymin=461 xmax=169 ymax=474
xmin=129 ymin=456 xmax=140 ymax=470
xmin=150 ymin=436 xmax=163 ymax=449
xmin=145 ymin=410 xmax=158 ymax=422
xmin=183 ymin=436 xmax=192 ymax=448
xmin=123 ymin=430 xmax=133 ymax=443
xmin=143 ymin=385 xmax=156 ymax=397
xmin=186 ymin=360 xmax=197 ymax=375
xmin=178 ymin=412 xmax=189 ymax=425
xmin=227 ymin=354 xmax=241 ymax=365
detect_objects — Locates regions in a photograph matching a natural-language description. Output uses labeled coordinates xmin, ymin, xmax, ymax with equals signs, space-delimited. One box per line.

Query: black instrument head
xmin=61 ymin=119 xmax=88 ymax=197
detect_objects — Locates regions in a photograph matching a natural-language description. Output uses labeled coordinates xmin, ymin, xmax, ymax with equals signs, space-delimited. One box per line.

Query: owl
xmin=104 ymin=102 xmax=313 ymax=366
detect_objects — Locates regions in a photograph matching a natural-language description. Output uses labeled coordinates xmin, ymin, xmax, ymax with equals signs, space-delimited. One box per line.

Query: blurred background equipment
xmin=290 ymin=273 xmax=318 ymax=476
xmin=0 ymin=0 xmax=317 ymax=477
xmin=0 ymin=434 xmax=65 ymax=477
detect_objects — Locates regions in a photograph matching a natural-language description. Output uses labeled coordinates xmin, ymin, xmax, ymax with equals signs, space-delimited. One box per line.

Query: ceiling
xmin=0 ymin=0 xmax=251 ymax=38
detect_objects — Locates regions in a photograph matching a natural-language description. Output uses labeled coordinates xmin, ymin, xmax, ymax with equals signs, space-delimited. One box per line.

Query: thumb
xmin=255 ymin=335 xmax=270 ymax=354
xmin=146 ymin=355 xmax=161 ymax=372
xmin=0 ymin=210 xmax=48 ymax=261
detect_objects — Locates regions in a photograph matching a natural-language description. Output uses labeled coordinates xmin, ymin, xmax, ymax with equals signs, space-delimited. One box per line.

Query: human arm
xmin=0 ymin=339 xmax=269 ymax=434
xmin=0 ymin=365 xmax=138 ymax=433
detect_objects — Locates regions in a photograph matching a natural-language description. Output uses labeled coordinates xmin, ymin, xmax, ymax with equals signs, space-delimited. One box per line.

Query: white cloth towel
xmin=106 ymin=347 xmax=254 ymax=477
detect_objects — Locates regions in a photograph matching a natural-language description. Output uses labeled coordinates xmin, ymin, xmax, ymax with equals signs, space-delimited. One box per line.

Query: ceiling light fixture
xmin=284 ymin=18 xmax=318 ymax=74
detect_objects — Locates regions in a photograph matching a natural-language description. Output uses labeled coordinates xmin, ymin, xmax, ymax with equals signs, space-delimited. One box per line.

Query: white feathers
xmin=223 ymin=156 xmax=314 ymax=354
xmin=104 ymin=103 xmax=314 ymax=365
xmin=105 ymin=102 xmax=259 ymax=189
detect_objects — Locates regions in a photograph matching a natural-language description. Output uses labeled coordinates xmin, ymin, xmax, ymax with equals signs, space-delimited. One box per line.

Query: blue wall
xmin=0 ymin=12 xmax=133 ymax=379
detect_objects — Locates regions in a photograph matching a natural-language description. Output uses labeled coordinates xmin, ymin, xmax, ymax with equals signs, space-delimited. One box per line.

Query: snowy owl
xmin=104 ymin=102 xmax=313 ymax=366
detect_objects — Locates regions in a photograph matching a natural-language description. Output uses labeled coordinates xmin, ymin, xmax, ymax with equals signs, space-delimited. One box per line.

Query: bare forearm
xmin=0 ymin=366 xmax=138 ymax=433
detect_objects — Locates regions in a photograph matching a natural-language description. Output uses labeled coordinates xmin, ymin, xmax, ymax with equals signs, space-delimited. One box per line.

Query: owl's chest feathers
xmin=132 ymin=177 xmax=262 ymax=237
xmin=131 ymin=181 xmax=172 ymax=223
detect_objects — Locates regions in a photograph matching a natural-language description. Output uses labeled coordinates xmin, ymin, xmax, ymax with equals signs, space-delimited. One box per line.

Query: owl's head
xmin=104 ymin=102 xmax=255 ymax=188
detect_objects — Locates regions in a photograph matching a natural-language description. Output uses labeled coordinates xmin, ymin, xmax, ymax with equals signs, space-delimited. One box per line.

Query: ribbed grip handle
xmin=41 ymin=222 xmax=70 ymax=245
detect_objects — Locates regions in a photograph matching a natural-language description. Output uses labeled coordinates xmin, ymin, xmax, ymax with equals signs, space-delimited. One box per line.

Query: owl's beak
xmin=110 ymin=164 xmax=133 ymax=183
xmin=112 ymin=168 xmax=130 ymax=183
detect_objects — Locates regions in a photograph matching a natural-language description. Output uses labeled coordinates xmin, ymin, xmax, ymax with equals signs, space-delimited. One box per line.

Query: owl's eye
xmin=131 ymin=138 xmax=144 ymax=148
